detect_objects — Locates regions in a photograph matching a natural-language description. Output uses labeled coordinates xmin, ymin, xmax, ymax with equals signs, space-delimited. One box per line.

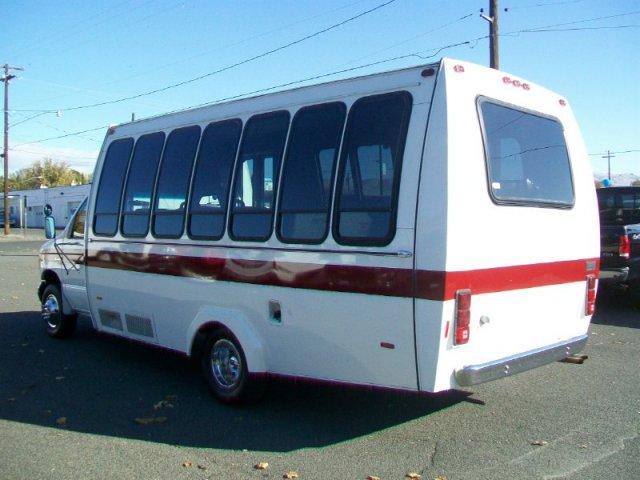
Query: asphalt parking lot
xmin=0 ymin=235 xmax=638 ymax=480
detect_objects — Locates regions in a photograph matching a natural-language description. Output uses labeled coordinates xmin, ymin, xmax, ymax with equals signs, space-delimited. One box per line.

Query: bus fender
xmin=186 ymin=306 xmax=267 ymax=373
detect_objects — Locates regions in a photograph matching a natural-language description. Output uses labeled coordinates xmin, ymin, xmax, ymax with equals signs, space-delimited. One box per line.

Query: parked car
xmin=597 ymin=186 xmax=640 ymax=299
xmin=0 ymin=212 xmax=18 ymax=227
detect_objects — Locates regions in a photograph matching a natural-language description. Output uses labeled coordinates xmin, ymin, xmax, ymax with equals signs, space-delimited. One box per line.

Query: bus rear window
xmin=479 ymin=99 xmax=574 ymax=207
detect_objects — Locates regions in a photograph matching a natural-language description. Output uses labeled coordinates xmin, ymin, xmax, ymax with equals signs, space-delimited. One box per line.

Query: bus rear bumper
xmin=455 ymin=334 xmax=589 ymax=387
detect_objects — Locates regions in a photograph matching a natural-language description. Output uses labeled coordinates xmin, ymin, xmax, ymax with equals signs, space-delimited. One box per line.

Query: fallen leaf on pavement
xmin=55 ymin=376 xmax=65 ymax=381
xmin=153 ymin=400 xmax=174 ymax=410
xmin=197 ymin=464 xmax=206 ymax=470
xmin=283 ymin=471 xmax=299 ymax=479
xmin=134 ymin=416 xmax=167 ymax=425
xmin=531 ymin=440 xmax=548 ymax=446
xmin=56 ymin=417 xmax=67 ymax=426
xmin=182 ymin=461 xmax=192 ymax=468
xmin=435 ymin=476 xmax=448 ymax=480
xmin=254 ymin=462 xmax=269 ymax=470
xmin=406 ymin=473 xmax=421 ymax=480
xmin=366 ymin=475 xmax=381 ymax=480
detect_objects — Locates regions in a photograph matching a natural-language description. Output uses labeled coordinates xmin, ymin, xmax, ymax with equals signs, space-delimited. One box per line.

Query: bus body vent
xmin=125 ymin=314 xmax=154 ymax=338
xmin=99 ymin=309 xmax=123 ymax=331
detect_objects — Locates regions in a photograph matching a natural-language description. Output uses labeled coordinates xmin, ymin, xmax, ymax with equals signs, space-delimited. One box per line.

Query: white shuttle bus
xmin=38 ymin=58 xmax=599 ymax=403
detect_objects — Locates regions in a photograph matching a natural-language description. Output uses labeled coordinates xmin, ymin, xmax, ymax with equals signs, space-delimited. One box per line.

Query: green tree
xmin=9 ymin=158 xmax=89 ymax=190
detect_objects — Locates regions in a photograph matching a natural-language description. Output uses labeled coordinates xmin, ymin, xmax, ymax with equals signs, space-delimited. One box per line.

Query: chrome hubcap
xmin=211 ymin=339 xmax=242 ymax=389
xmin=42 ymin=294 xmax=60 ymax=329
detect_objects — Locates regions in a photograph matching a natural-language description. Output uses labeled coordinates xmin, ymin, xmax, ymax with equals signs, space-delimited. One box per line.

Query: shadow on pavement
xmin=592 ymin=286 xmax=640 ymax=329
xmin=0 ymin=311 xmax=469 ymax=452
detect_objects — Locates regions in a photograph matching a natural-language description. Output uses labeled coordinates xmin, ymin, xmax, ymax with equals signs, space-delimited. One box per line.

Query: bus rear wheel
xmin=41 ymin=284 xmax=77 ymax=338
xmin=201 ymin=330 xmax=265 ymax=404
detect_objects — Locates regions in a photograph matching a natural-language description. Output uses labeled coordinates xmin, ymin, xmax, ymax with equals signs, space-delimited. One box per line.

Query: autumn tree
xmin=9 ymin=158 xmax=89 ymax=191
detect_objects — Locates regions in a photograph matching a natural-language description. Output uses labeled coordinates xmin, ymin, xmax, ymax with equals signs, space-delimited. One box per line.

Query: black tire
xmin=41 ymin=284 xmax=77 ymax=338
xmin=200 ymin=329 xmax=266 ymax=404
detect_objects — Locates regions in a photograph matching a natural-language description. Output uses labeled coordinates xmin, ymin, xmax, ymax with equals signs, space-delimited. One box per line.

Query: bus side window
xmin=93 ymin=138 xmax=134 ymax=236
xmin=277 ymin=102 xmax=346 ymax=244
xmin=333 ymin=91 xmax=412 ymax=246
xmin=230 ymin=111 xmax=290 ymax=242
xmin=188 ymin=119 xmax=242 ymax=240
xmin=152 ymin=126 xmax=201 ymax=239
xmin=121 ymin=132 xmax=165 ymax=237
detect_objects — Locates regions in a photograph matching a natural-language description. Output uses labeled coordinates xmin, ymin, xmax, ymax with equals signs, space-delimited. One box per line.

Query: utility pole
xmin=602 ymin=150 xmax=616 ymax=181
xmin=1 ymin=64 xmax=23 ymax=236
xmin=480 ymin=0 xmax=500 ymax=69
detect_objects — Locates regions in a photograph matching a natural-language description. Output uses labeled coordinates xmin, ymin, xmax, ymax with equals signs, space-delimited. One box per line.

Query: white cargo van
xmin=38 ymin=58 xmax=599 ymax=403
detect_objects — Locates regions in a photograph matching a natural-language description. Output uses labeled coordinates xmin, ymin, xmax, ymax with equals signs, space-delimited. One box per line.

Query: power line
xmin=178 ymin=39 xmax=478 ymax=112
xmin=9 ymin=147 xmax=97 ymax=159
xmin=9 ymin=111 xmax=52 ymax=128
xmin=517 ymin=24 xmax=639 ymax=32
xmin=90 ymin=0 xmax=372 ymax=92
xmin=12 ymin=125 xmax=109 ymax=148
xmin=11 ymin=0 xmax=398 ymax=114
xmin=31 ymin=118 xmax=100 ymax=143
xmin=13 ymin=4 xmax=636 ymax=149
xmin=334 ymin=12 xmax=474 ymax=66
xmin=506 ymin=0 xmax=590 ymax=10
xmin=589 ymin=150 xmax=640 ymax=156
xmin=515 ymin=9 xmax=640 ymax=31
xmin=14 ymin=5 xmax=636 ymax=118
xmin=9 ymin=36 xmax=475 ymax=147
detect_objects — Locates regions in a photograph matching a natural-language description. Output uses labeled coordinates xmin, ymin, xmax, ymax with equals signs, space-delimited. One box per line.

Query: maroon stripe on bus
xmin=86 ymin=250 xmax=415 ymax=298
xmin=416 ymin=258 xmax=599 ymax=300
xmin=85 ymin=250 xmax=598 ymax=301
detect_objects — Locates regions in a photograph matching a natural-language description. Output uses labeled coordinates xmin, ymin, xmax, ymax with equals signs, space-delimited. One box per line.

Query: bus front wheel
xmin=41 ymin=284 xmax=77 ymax=338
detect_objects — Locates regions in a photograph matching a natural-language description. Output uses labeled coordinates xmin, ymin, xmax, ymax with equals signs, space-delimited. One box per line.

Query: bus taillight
xmin=454 ymin=289 xmax=471 ymax=345
xmin=586 ymin=275 xmax=597 ymax=316
xmin=619 ymin=234 xmax=630 ymax=259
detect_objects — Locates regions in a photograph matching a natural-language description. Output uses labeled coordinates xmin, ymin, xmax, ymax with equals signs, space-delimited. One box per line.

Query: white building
xmin=2 ymin=184 xmax=90 ymax=228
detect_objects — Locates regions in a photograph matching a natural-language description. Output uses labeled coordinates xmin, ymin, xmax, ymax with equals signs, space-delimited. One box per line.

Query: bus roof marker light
xmin=453 ymin=65 xmax=465 ymax=73
xmin=559 ymin=99 xmax=567 ymax=106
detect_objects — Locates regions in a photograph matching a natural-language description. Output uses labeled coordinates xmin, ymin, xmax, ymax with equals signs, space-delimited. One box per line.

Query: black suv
xmin=597 ymin=186 xmax=640 ymax=297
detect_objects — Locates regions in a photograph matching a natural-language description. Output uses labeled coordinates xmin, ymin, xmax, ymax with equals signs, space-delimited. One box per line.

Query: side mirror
xmin=45 ymin=216 xmax=56 ymax=239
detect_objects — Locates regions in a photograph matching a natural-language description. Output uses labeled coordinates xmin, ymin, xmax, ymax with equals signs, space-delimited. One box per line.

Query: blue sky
xmin=1 ymin=0 xmax=638 ymax=176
